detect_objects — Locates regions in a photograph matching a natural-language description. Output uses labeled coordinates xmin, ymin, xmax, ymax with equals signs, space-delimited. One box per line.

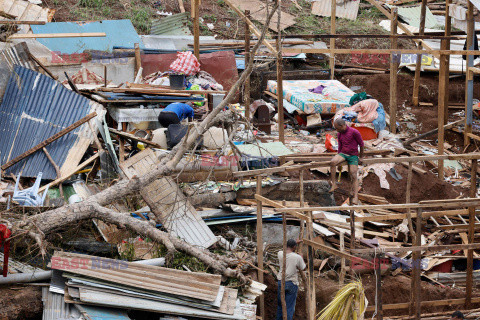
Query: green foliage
xmin=129 ymin=7 xmax=154 ymax=34
xmin=78 ymin=0 xmax=103 ymax=8
xmin=216 ymin=0 xmax=225 ymax=6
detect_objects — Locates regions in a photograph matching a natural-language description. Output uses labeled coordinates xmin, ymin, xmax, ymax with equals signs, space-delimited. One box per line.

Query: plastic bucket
xmin=169 ymin=74 xmax=185 ymax=90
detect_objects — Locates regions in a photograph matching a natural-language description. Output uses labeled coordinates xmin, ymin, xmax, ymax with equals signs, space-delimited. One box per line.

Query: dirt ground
xmin=263 ymin=273 xmax=478 ymax=319
xmin=0 ymin=285 xmax=42 ymax=320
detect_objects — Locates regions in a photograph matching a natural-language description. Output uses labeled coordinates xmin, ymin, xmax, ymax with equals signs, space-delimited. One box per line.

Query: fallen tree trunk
xmin=12 ymin=2 xmax=280 ymax=285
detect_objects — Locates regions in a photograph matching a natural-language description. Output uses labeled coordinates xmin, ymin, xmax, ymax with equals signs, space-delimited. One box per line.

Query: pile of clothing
xmin=334 ymin=92 xmax=386 ymax=132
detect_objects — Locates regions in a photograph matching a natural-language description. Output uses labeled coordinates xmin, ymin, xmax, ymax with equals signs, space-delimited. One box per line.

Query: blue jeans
xmin=276 ymin=280 xmax=298 ymax=320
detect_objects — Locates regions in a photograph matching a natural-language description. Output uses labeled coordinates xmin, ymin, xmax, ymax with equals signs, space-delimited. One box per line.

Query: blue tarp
xmin=31 ymin=20 xmax=144 ymax=54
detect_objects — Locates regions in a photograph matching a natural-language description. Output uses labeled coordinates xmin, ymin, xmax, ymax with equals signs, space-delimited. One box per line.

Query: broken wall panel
xmin=120 ymin=149 xmax=217 ymax=249
xmin=0 ymin=0 xmax=55 ymax=22
xmin=141 ymin=50 xmax=239 ymax=100
xmin=0 ymin=65 xmax=104 ymax=179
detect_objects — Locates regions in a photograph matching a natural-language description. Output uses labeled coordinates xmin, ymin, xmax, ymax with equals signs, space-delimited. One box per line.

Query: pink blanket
xmin=335 ymin=99 xmax=379 ymax=123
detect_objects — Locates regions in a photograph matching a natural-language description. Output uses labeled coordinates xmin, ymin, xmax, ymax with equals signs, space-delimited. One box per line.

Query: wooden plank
xmin=108 ymin=127 xmax=162 ymax=149
xmin=0 ymin=20 xmax=45 ymax=24
xmin=276 ymin=198 xmax=480 ymax=213
xmin=39 ymin=153 xmax=100 ymax=192
xmin=8 ymin=32 xmax=106 ymax=39
xmin=255 ymin=176 xmax=265 ymax=320
xmin=330 ymin=0 xmax=336 ymax=80
xmin=244 ymin=10 xmax=251 ymax=120
xmin=193 ymin=0 xmax=200 ymax=59
xmin=367 ymin=297 xmax=480 ymax=312
xmin=254 ymin=194 xmax=311 ymax=222
xmin=467 ymin=159 xmax=477 ymax=306
xmin=464 ymin=1 xmax=474 ymax=148
xmin=412 ymin=0 xmax=427 ymax=107
xmin=389 ymin=7 xmax=398 ymax=133
xmin=303 ymin=239 xmax=374 ymax=268
xmin=178 ymin=0 xmax=185 ymax=12
xmin=282 ymin=48 xmax=480 ymax=55
xmin=413 ymin=208 xmax=422 ymax=317
xmin=352 ymin=209 xmax=468 ymax=222
xmin=1 ymin=112 xmax=97 ymax=171
xmin=222 ymin=0 xmax=277 ymax=54
xmin=352 ymin=242 xmax=480 ymax=254
xmin=438 ymin=45 xmax=447 ymax=179
xmin=134 ymin=43 xmax=141 ymax=77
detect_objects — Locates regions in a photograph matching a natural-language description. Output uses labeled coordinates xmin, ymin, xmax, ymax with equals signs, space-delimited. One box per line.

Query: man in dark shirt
xmin=329 ymin=118 xmax=364 ymax=204
xmin=158 ymin=102 xmax=195 ymax=128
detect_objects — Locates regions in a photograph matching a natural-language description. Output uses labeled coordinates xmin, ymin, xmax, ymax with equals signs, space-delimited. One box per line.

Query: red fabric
xmin=0 ymin=225 xmax=11 ymax=277
xmin=169 ymin=51 xmax=201 ymax=76
xmin=325 ymin=133 xmax=337 ymax=152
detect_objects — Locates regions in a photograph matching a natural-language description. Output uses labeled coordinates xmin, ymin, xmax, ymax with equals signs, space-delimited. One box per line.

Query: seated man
xmin=158 ymin=102 xmax=194 ymax=128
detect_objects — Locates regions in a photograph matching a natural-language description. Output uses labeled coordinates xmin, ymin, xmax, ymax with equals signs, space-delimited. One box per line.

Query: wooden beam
xmin=352 ymin=242 xmax=480 ymax=254
xmin=466 ymin=159 xmax=477 ymax=307
xmin=0 ymin=20 xmax=46 ymax=25
xmin=330 ymin=0 xmax=336 ymax=80
xmin=351 ymin=209 xmax=468 ymax=222
xmin=303 ymin=239 xmax=374 ymax=268
xmin=193 ymin=0 xmax=200 ymax=59
xmin=1 ymin=112 xmax=97 ymax=171
xmin=8 ymin=32 xmax=106 ymax=39
xmin=413 ymin=208 xmax=422 ymax=318
xmin=244 ymin=10 xmax=251 ymax=120
xmin=276 ymin=8 xmax=284 ymax=144
xmin=465 ymin=1 xmax=475 ymax=148
xmin=389 ymin=7 xmax=398 ymax=133
xmin=254 ymin=194 xmax=311 ymax=222
xmin=444 ymin=0 xmax=452 ymax=126
xmin=222 ymin=0 xmax=277 ymax=54
xmin=282 ymin=48 xmax=480 ymax=55
xmin=438 ymin=42 xmax=447 ymax=180
xmin=276 ymin=198 xmax=480 ymax=213
xmin=268 ymin=33 xmax=467 ymax=40
xmin=255 ymin=176 xmax=265 ymax=320
xmin=134 ymin=43 xmax=141 ymax=77
xmin=366 ymin=297 xmax=480 ymax=312
xmin=178 ymin=0 xmax=185 ymax=12
xmin=108 ymin=128 xmax=163 ymax=149
xmin=39 ymin=152 xmax=101 ymax=192
xmin=412 ymin=0 xmax=428 ymax=107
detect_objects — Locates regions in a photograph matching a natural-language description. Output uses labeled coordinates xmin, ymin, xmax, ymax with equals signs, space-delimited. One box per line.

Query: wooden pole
xmin=412 ymin=0 xmax=427 ymax=107
xmin=244 ymin=10 xmax=251 ymax=120
xmin=305 ymin=171 xmax=316 ymax=320
xmin=443 ymin=0 xmax=452 ymax=125
xmin=330 ymin=0 xmax=336 ymax=80
xmin=339 ymin=232 xmax=345 ymax=285
xmin=256 ymin=176 xmax=265 ymax=320
xmin=438 ymin=41 xmax=447 ymax=180
xmin=299 ymin=170 xmax=305 ymax=255
xmin=193 ymin=0 xmax=200 ymax=59
xmin=134 ymin=43 xmax=141 ymax=77
xmin=405 ymin=162 xmax=415 ymax=239
xmin=281 ymin=212 xmax=288 ymax=320
xmin=350 ymin=196 xmax=355 ymax=250
xmin=466 ymin=159 xmax=477 ymax=307
xmin=414 ymin=208 xmax=423 ymax=318
xmin=376 ymin=252 xmax=384 ymax=320
xmin=464 ymin=1 xmax=474 ymax=148
xmin=389 ymin=7 xmax=398 ymax=133
xmin=276 ymin=0 xmax=284 ymax=144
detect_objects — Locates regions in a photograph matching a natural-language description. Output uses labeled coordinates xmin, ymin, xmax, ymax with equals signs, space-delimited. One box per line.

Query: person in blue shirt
xmin=158 ymin=102 xmax=195 ymax=127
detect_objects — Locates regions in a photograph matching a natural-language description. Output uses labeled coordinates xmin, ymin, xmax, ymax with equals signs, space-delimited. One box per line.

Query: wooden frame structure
xmin=236 ymin=152 xmax=480 ymax=319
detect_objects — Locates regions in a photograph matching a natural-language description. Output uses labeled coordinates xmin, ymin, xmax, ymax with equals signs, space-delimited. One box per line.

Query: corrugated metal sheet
xmin=0 ymin=42 xmax=38 ymax=103
xmin=75 ymin=305 xmax=131 ymax=320
xmin=0 ymin=65 xmax=104 ymax=179
xmin=42 ymin=287 xmax=80 ymax=320
xmin=31 ymin=20 xmax=143 ymax=54
xmin=394 ymin=5 xmax=439 ymax=29
xmin=151 ymin=13 xmax=192 ymax=36
xmin=311 ymin=0 xmax=360 ymax=21
xmin=120 ymin=149 xmax=218 ymax=249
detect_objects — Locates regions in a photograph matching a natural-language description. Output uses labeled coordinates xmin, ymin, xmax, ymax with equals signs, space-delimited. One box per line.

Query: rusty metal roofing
xmin=0 ymin=65 xmax=104 ymax=180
